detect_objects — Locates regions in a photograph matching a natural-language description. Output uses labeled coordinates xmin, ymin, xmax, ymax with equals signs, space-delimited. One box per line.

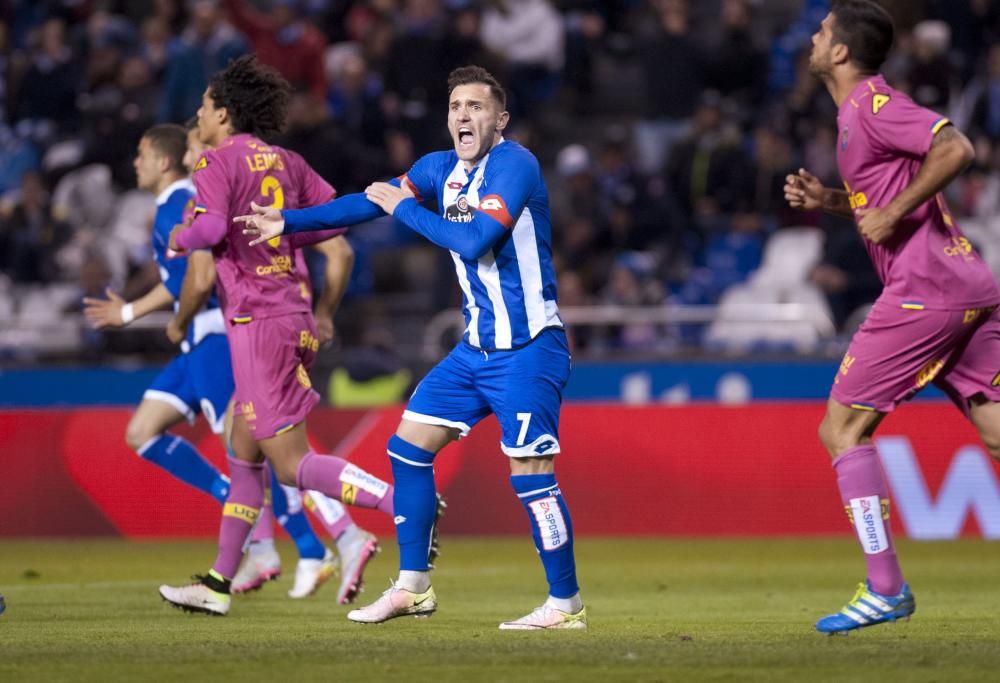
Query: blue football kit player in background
xmin=238 ymin=66 xmax=585 ymax=629
xmin=85 ymin=124 xmax=232 ymax=503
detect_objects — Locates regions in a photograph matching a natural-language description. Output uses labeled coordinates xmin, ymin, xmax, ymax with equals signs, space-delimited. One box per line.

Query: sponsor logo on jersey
xmin=193 ymin=157 xmax=208 ymax=172
xmin=944 ymin=237 xmax=973 ymax=258
xmin=447 ymin=181 xmax=464 ymax=189
xmin=534 ymin=440 xmax=556 ymax=455
xmin=255 ymin=255 xmax=293 ymax=276
xmin=445 ymin=196 xmax=476 ymax=223
xmin=299 ymin=330 xmax=319 ymax=352
xmin=341 ymin=483 xmax=358 ymax=505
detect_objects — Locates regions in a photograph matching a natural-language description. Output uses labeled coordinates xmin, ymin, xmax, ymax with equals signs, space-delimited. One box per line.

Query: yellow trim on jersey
xmin=931 ymin=118 xmax=951 ymax=135
xmin=901 ymin=303 xmax=926 ymax=310
xmin=231 ymin=315 xmax=253 ymax=324
xmin=850 ymin=403 xmax=877 ymax=412
xmin=274 ymin=423 xmax=297 ymax=436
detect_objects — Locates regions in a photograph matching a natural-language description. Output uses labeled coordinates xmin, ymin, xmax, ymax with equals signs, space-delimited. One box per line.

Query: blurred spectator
xmin=480 ymin=0 xmax=564 ymax=121
xmin=325 ymin=46 xmax=386 ymax=150
xmin=14 ymin=18 xmax=80 ymax=132
xmin=158 ymin=0 xmax=248 ymax=123
xmin=223 ymin=0 xmax=328 ymax=99
xmin=633 ymin=0 xmax=704 ymax=175
xmin=810 ymin=217 xmax=882 ymax=332
xmin=664 ymin=92 xmax=751 ymax=243
xmin=703 ymin=0 xmax=768 ymax=114
xmin=902 ymin=20 xmax=953 ymax=110
xmin=381 ymin=0 xmax=451 ymax=154
xmin=965 ymin=43 xmax=1000 ymax=141
xmin=0 ymin=170 xmax=71 ymax=283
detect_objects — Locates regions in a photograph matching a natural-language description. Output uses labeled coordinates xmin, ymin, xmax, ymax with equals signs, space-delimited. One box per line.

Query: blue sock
xmin=270 ymin=467 xmax=325 ymax=560
xmin=511 ymin=473 xmax=579 ymax=598
xmin=138 ymin=434 xmax=230 ymax=504
xmin=387 ymin=435 xmax=437 ymax=571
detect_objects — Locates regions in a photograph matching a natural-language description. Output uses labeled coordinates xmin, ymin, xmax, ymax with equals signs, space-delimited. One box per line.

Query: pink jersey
xmin=182 ymin=133 xmax=342 ymax=323
xmin=836 ymin=75 xmax=1000 ymax=311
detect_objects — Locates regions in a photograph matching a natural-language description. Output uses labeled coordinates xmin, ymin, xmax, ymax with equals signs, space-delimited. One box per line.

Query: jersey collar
xmin=155 ymin=177 xmax=196 ymax=206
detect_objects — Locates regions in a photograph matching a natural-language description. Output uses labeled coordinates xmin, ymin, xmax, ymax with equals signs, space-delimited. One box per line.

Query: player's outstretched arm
xmin=784 ymin=168 xmax=853 ymax=219
xmin=240 ymin=180 xmax=414 ymax=247
xmin=168 ymin=250 xmax=216 ymax=344
xmin=858 ymin=124 xmax=975 ymax=244
xmin=83 ymin=284 xmax=173 ymax=329
xmin=309 ymin=236 xmax=354 ymax=346
xmin=366 ymin=182 xmax=508 ymax=261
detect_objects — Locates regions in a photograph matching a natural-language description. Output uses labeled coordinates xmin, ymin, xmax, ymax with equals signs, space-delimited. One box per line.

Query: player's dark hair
xmin=143 ymin=123 xmax=187 ymax=174
xmin=830 ymin=0 xmax=894 ymax=73
xmin=447 ymin=65 xmax=506 ymax=110
xmin=208 ymin=55 xmax=291 ymax=140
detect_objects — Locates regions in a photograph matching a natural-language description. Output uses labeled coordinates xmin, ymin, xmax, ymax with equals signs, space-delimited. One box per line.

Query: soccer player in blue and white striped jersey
xmin=238 ymin=65 xmax=585 ymax=630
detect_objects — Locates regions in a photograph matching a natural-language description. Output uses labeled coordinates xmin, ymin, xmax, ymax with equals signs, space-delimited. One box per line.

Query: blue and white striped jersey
xmin=151 ymin=178 xmax=225 ymax=349
xmin=403 ymin=140 xmax=562 ymax=350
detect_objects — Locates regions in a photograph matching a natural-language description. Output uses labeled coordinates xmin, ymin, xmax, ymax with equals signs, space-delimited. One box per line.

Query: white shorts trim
xmin=502 ymin=433 xmax=561 ymax=458
xmin=402 ymin=410 xmax=471 ymax=437
xmin=143 ymin=390 xmax=195 ymax=424
xmin=388 ymin=450 xmax=434 ymax=467
xmin=200 ymin=398 xmax=225 ymax=434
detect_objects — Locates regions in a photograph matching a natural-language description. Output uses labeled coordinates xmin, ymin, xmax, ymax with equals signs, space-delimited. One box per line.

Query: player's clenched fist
xmin=784 ymin=168 xmax=825 ymax=211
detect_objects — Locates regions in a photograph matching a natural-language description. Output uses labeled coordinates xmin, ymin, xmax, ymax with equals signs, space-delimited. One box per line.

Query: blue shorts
xmin=144 ymin=333 xmax=235 ymax=434
xmin=404 ymin=328 xmax=571 ymax=457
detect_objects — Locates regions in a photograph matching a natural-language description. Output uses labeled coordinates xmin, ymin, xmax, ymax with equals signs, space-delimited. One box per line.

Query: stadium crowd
xmin=0 ymin=0 xmax=998 ymax=361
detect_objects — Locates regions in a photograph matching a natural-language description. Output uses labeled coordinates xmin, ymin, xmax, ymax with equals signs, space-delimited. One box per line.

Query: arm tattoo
xmin=931 ymin=124 xmax=959 ymax=148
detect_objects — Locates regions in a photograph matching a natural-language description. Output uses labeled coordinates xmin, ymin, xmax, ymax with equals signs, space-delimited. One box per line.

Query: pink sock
xmin=296 ymin=450 xmax=394 ymax=516
xmin=212 ymin=457 xmax=265 ymax=580
xmin=251 ymin=462 xmax=276 ymax=543
xmin=832 ymin=445 xmax=904 ymax=595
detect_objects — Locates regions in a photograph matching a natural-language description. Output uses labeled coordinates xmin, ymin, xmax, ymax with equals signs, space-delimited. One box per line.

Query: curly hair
xmin=208 ymin=55 xmax=291 ymax=140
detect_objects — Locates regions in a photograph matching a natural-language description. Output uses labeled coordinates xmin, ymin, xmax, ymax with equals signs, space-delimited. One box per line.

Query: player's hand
xmin=314 ymin=311 xmax=335 ymax=347
xmin=365 ymin=182 xmax=410 ymax=215
xmin=168 ymin=223 xmax=188 ymax=253
xmin=166 ymin=317 xmax=186 ymax=345
xmin=784 ymin=168 xmax=825 ymax=211
xmin=855 ymin=206 xmax=900 ymax=244
xmin=236 ymin=202 xmax=285 ymax=246
xmin=82 ymin=288 xmax=127 ymax=329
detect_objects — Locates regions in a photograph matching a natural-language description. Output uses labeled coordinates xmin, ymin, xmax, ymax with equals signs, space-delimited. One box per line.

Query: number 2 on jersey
xmin=260 ymin=176 xmax=284 ymax=248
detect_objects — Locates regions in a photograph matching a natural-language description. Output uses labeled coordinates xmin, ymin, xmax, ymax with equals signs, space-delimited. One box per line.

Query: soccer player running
xmin=84 ymin=124 xmax=233 ymax=505
xmin=786 ymin=0 xmax=1000 ymax=634
xmin=239 ymin=66 xmax=586 ymax=630
xmin=169 ymin=123 xmax=381 ymax=604
xmin=158 ymin=56 xmax=399 ymax=616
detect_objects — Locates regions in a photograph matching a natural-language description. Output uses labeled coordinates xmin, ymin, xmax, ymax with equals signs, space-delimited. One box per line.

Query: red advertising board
xmin=1 ymin=404 xmax=998 ymax=539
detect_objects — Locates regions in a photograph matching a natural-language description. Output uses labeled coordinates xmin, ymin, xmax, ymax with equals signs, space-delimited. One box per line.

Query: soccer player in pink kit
xmin=158 ymin=56 xmax=395 ymax=616
xmin=787 ymin=0 xmax=1000 ymax=634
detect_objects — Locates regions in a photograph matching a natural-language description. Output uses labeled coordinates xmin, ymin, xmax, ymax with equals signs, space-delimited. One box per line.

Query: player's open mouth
xmin=458 ymin=127 xmax=474 ymax=150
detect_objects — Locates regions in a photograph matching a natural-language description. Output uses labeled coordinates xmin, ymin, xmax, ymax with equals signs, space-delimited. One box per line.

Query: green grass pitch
xmin=2 ymin=538 xmax=999 ymax=681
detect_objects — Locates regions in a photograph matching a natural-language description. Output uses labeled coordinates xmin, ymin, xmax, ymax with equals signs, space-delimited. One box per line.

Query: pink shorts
xmin=831 ymin=301 xmax=1000 ymax=414
xmin=228 ymin=312 xmax=320 ymax=439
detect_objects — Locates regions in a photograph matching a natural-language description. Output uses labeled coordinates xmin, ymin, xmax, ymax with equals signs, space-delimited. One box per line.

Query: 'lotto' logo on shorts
xmin=528 ymin=496 xmax=567 ymax=551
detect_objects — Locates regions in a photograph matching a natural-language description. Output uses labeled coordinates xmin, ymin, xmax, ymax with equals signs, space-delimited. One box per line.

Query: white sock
xmin=397 ymin=570 xmax=431 ymax=593
xmin=546 ymin=592 xmax=583 ymax=614
xmin=250 ymin=538 xmax=275 ymax=554
xmin=334 ymin=523 xmax=362 ymax=556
